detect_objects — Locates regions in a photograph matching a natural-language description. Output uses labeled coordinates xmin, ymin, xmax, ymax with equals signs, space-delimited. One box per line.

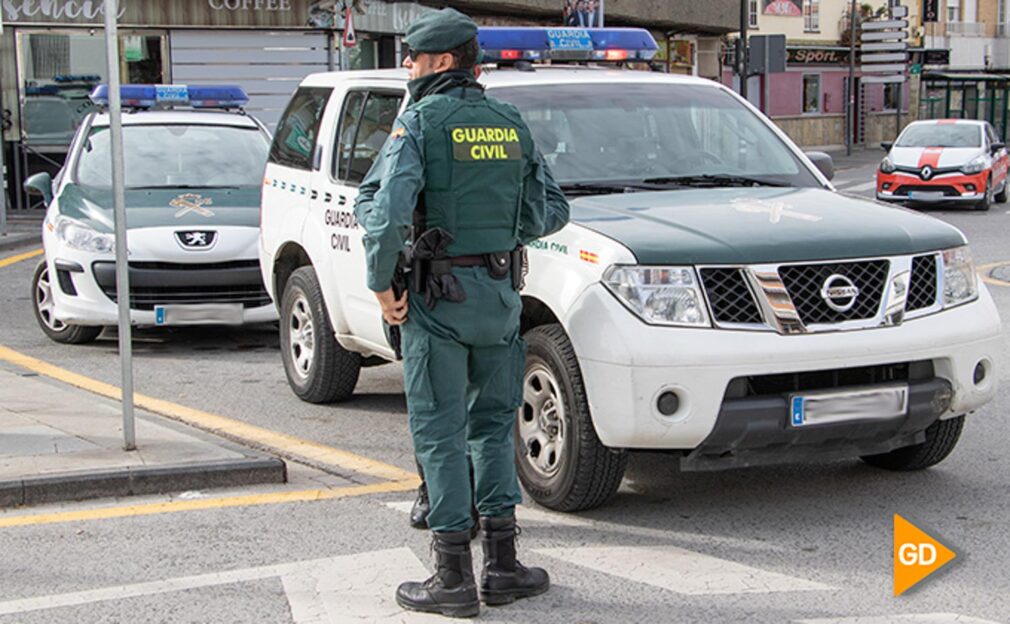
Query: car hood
xmin=570 ymin=187 xmax=966 ymax=265
xmin=889 ymin=146 xmax=982 ymax=169
xmin=56 ymin=184 xmax=261 ymax=233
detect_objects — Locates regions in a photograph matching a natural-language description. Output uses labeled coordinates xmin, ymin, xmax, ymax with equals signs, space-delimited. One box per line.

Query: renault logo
xmin=920 ymin=165 xmax=934 ymax=181
xmin=820 ymin=274 xmax=860 ymax=313
xmin=175 ymin=230 xmax=217 ymax=250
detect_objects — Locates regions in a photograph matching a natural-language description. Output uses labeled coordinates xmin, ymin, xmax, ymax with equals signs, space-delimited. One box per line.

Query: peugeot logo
xmin=820 ymin=274 xmax=860 ymax=313
xmin=920 ymin=165 xmax=934 ymax=181
xmin=175 ymin=230 xmax=217 ymax=250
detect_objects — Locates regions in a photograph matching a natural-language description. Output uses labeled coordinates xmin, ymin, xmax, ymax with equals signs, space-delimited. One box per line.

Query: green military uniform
xmin=354 ymin=24 xmax=569 ymax=536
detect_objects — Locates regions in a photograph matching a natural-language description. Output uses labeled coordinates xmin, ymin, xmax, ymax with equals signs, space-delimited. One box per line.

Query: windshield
xmin=74 ymin=123 xmax=270 ymax=188
xmin=491 ymin=82 xmax=821 ymax=188
xmin=896 ymin=124 xmax=981 ymax=148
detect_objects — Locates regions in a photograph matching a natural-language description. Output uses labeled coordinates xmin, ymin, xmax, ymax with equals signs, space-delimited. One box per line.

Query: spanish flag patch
xmin=391 ymin=127 xmax=406 ymax=139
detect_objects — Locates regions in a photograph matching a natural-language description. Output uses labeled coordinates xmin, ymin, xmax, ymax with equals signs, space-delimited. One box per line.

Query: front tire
xmin=995 ymin=178 xmax=1008 ymax=203
xmin=31 ymin=261 xmax=102 ymax=345
xmin=860 ymin=415 xmax=964 ymax=471
xmin=975 ymin=176 xmax=993 ymax=211
xmin=516 ymin=324 xmax=626 ymax=511
xmin=279 ymin=266 xmax=361 ymax=403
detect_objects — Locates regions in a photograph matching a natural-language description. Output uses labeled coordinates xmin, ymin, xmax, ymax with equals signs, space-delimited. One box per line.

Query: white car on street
xmin=259 ymin=29 xmax=1002 ymax=511
xmin=25 ymin=85 xmax=277 ymax=344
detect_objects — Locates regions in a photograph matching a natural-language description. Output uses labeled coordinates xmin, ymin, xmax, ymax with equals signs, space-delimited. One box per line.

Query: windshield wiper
xmin=641 ymin=174 xmax=787 ymax=188
xmin=560 ymin=181 xmax=649 ymax=195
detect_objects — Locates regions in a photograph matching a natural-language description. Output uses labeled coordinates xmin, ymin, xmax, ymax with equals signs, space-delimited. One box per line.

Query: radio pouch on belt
xmin=411 ymin=227 xmax=466 ymax=310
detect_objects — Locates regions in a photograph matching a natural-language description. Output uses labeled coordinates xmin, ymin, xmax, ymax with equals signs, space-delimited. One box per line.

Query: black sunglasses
xmin=406 ymin=47 xmax=420 ymax=62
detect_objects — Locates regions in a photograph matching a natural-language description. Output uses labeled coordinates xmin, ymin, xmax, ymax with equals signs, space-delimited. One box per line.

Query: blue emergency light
xmin=89 ymin=84 xmax=249 ymax=110
xmin=477 ymin=27 xmax=658 ymax=63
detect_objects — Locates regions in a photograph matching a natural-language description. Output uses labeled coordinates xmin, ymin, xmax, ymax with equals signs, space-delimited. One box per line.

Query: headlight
xmin=602 ymin=265 xmax=710 ymax=327
xmin=960 ymin=155 xmax=986 ymax=175
xmin=879 ymin=156 xmax=896 ymax=174
xmin=941 ymin=246 xmax=978 ymax=307
xmin=54 ymin=216 xmax=115 ymax=253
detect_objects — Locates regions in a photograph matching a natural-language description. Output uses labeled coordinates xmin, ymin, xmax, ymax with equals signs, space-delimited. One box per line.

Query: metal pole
xmin=763 ymin=44 xmax=770 ymax=114
xmin=104 ymin=0 xmax=136 ymax=451
xmin=846 ymin=0 xmax=857 ymax=155
xmin=739 ymin=0 xmax=748 ymax=99
xmin=1 ymin=125 xmax=7 ymax=237
xmin=895 ymin=82 xmax=902 ymax=140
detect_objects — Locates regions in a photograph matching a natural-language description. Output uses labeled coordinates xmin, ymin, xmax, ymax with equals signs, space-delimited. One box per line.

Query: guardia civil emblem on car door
xmin=175 ymin=230 xmax=218 ymax=250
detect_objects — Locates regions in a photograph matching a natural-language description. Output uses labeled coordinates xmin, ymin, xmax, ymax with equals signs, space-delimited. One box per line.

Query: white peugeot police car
xmin=26 ymin=85 xmax=277 ymax=344
xmin=259 ymin=29 xmax=1002 ymax=511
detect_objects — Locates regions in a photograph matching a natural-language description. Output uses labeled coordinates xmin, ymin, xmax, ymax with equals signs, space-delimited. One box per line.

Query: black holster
xmin=510 ymin=246 xmax=528 ymax=291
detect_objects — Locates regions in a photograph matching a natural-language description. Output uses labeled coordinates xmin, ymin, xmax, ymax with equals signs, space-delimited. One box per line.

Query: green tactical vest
xmin=413 ymin=90 xmax=533 ymax=256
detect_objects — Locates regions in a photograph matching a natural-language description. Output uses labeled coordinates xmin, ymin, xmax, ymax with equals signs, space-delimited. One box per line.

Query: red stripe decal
xmin=936 ymin=119 xmax=958 ymax=125
xmin=917 ymin=147 xmax=944 ymax=168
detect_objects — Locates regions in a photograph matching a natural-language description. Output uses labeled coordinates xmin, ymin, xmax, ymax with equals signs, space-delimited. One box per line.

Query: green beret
xmin=404 ymin=8 xmax=478 ymax=53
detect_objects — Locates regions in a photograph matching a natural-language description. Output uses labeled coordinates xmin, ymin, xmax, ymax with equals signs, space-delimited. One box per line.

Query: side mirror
xmin=992 ymin=142 xmax=1005 ymax=154
xmin=881 ymin=141 xmax=894 ymax=151
xmin=805 ymin=151 xmax=835 ymax=181
xmin=23 ymin=172 xmax=54 ymax=206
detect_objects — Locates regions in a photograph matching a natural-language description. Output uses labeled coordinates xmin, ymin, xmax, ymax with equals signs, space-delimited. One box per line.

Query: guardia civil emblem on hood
xmin=171 ymin=193 xmax=215 ymax=218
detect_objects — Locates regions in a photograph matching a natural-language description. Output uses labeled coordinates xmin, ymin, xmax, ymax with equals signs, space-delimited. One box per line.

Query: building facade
xmin=1 ymin=0 xmax=736 ymax=210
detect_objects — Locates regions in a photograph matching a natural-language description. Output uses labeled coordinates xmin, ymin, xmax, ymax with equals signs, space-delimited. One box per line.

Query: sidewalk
xmin=0 ymin=212 xmax=43 ymax=253
xmin=0 ymin=366 xmax=286 ymax=508
xmin=817 ymin=146 xmax=885 ymax=173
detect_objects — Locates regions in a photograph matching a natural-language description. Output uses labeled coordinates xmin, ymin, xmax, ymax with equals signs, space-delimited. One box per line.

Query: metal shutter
xmin=170 ymin=30 xmax=330 ymax=132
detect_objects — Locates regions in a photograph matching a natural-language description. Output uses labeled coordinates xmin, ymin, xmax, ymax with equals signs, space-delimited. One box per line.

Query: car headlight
xmin=941 ymin=246 xmax=978 ymax=307
xmin=879 ymin=156 xmax=896 ymax=174
xmin=960 ymin=155 xmax=986 ymax=175
xmin=54 ymin=216 xmax=115 ymax=253
xmin=602 ymin=265 xmax=710 ymax=327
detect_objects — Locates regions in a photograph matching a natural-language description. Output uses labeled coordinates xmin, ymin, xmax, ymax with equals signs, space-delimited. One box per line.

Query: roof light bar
xmin=89 ymin=84 xmax=249 ymax=110
xmin=477 ymin=27 xmax=658 ymax=64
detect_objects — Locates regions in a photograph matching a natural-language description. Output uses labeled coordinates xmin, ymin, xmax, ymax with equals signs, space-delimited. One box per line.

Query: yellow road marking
xmin=0 ymin=480 xmax=418 ymax=528
xmin=0 ymin=248 xmax=43 ymax=269
xmin=978 ymin=261 xmax=1010 ymax=287
xmin=0 ymin=345 xmax=419 ymax=484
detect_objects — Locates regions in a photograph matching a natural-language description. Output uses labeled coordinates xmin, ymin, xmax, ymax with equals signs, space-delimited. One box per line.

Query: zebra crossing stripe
xmin=534 ymin=545 xmax=834 ymax=595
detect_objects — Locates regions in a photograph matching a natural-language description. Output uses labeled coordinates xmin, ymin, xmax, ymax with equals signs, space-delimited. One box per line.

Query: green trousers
xmin=401 ymin=266 xmax=525 ymax=533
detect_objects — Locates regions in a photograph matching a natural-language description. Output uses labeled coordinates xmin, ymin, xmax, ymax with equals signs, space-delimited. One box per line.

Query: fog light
xmin=882 ymin=182 xmax=892 ymax=190
xmin=931 ymin=386 xmax=953 ymax=414
xmin=974 ymin=361 xmax=987 ymax=385
xmin=965 ymin=183 xmax=976 ymax=191
xmin=657 ymin=391 xmax=680 ymax=416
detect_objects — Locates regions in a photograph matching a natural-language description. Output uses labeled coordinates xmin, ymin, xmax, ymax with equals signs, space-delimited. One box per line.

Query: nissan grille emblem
xmin=920 ymin=165 xmax=934 ymax=181
xmin=820 ymin=274 xmax=860 ymax=313
xmin=175 ymin=230 xmax=217 ymax=250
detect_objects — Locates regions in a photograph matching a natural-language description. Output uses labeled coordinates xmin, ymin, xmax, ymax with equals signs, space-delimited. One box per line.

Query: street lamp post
xmin=847 ymin=0 xmax=857 ymax=156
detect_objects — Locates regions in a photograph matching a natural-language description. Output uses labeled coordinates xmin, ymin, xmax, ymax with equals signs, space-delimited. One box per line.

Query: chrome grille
xmin=778 ymin=260 xmax=890 ymax=325
xmin=907 ymin=255 xmax=938 ymax=312
xmin=699 ymin=268 xmax=762 ymax=325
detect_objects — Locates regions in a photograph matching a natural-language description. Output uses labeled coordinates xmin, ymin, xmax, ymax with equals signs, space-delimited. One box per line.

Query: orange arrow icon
xmin=893 ymin=514 xmax=956 ymax=596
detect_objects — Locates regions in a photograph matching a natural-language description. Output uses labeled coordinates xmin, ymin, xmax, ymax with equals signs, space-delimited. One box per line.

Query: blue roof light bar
xmin=477 ymin=27 xmax=659 ymax=64
xmin=89 ymin=84 xmax=249 ymax=110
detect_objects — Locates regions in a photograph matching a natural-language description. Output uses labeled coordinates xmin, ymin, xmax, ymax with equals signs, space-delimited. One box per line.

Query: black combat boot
xmin=479 ymin=516 xmax=550 ymax=605
xmin=409 ymin=480 xmax=429 ymax=529
xmin=395 ymin=529 xmax=480 ymax=618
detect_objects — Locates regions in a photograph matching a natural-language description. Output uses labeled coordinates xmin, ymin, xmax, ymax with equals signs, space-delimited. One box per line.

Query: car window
xmin=896 ymin=124 xmax=981 ymax=148
xmin=336 ymin=91 xmax=402 ymax=185
xmin=493 ymin=82 xmax=820 ymax=187
xmin=333 ymin=91 xmax=367 ymax=180
xmin=270 ymin=86 xmax=332 ymax=170
xmin=74 ymin=123 xmax=270 ymax=189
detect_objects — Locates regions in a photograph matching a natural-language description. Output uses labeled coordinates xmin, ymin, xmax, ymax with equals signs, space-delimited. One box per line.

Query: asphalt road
xmin=1 ymin=155 xmax=1008 ymax=623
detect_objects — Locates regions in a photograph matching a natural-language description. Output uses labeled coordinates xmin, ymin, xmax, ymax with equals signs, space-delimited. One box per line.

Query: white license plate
xmin=790 ymin=385 xmax=908 ymax=428
xmin=908 ymin=191 xmax=944 ymax=201
xmin=154 ymin=304 xmax=243 ymax=326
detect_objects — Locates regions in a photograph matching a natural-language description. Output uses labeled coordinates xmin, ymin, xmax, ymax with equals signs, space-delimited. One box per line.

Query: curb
xmin=0 ymin=456 xmax=287 ymax=508
xmin=0 ymin=232 xmax=41 ymax=253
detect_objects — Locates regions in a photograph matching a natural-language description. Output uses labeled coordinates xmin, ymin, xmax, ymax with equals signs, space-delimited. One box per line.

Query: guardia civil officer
xmin=353 ymin=8 xmax=570 ymax=618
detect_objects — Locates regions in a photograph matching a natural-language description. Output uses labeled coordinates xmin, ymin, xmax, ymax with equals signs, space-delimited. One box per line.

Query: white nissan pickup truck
xmin=259 ymin=28 xmax=1002 ymax=511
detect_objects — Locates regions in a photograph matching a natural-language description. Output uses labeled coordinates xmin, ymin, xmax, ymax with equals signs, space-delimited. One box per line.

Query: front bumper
xmin=876 ymin=170 xmax=988 ymax=203
xmin=45 ymin=226 xmax=278 ymax=326
xmin=565 ymin=283 xmax=1001 ymax=454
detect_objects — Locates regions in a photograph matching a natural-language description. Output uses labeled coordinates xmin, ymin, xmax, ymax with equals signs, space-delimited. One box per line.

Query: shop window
xmin=803 ymin=0 xmax=820 ymax=32
xmin=19 ymin=31 xmax=165 ymax=148
xmin=749 ymin=0 xmax=759 ymax=27
xmin=803 ymin=74 xmax=821 ymax=113
xmin=884 ymin=84 xmax=902 ymax=111
xmin=947 ymin=0 xmax=960 ymax=21
xmin=270 ymin=87 xmax=332 ymax=170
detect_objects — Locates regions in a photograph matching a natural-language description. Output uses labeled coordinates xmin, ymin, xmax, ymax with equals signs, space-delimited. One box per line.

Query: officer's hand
xmin=375 ymin=288 xmax=408 ymax=325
